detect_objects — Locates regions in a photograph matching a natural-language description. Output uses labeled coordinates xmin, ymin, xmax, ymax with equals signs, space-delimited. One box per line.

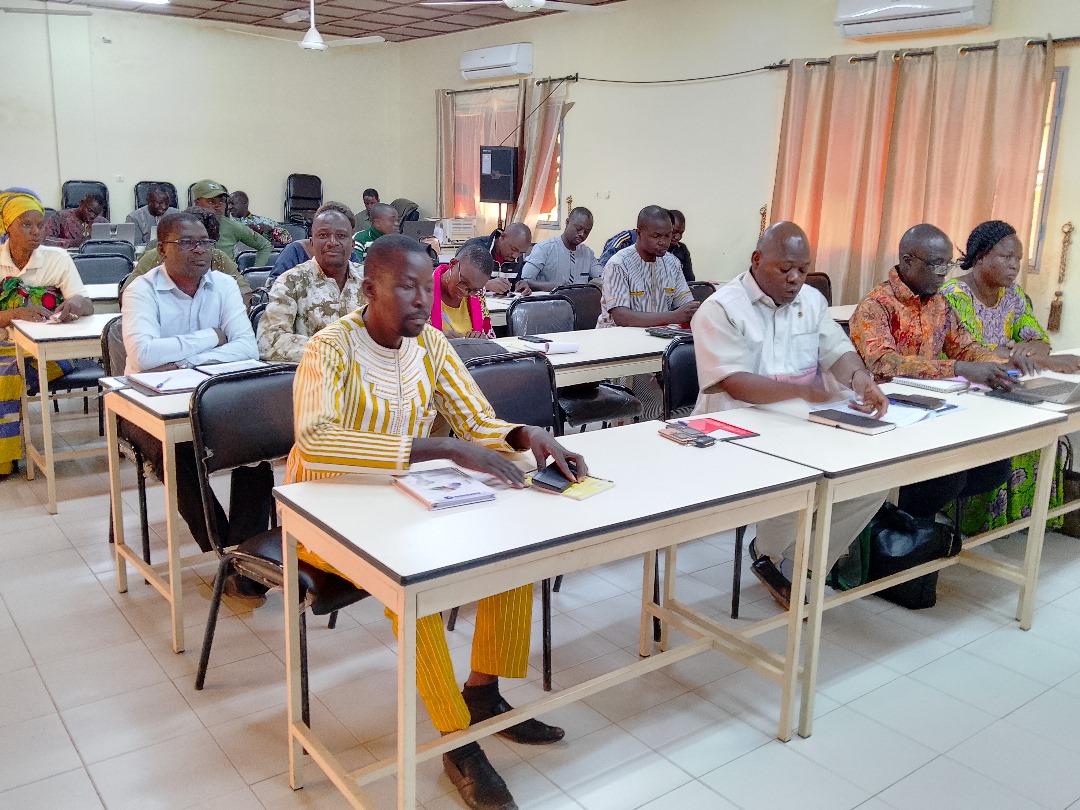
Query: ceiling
xmin=18 ymin=0 xmax=624 ymax=42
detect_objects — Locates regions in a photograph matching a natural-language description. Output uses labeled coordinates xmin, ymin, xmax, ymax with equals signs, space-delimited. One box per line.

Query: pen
xmin=154 ymin=377 xmax=171 ymax=390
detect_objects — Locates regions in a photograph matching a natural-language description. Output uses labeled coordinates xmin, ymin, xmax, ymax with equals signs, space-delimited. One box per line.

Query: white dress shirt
xmin=122 ymin=265 xmax=257 ymax=373
xmin=692 ymin=270 xmax=853 ymax=413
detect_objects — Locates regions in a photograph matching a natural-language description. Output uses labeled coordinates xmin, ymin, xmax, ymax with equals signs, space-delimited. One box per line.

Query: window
xmin=532 ymin=121 xmax=564 ymax=230
xmin=1029 ymin=66 xmax=1068 ymax=273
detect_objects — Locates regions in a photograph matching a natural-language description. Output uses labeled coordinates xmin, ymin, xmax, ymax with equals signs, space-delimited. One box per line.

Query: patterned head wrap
xmin=0 ymin=189 xmax=46 ymax=240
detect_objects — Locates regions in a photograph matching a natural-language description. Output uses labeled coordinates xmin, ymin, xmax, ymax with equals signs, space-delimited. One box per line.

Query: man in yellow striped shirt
xmin=287 ymin=234 xmax=587 ymax=810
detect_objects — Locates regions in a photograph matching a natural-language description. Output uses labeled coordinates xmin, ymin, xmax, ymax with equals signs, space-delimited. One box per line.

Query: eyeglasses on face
xmin=163 ymin=239 xmax=215 ymax=251
xmin=905 ymin=254 xmax=959 ymax=273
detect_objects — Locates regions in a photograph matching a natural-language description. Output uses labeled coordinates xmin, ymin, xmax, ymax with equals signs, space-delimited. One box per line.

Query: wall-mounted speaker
xmin=479 ymin=146 xmax=519 ymax=204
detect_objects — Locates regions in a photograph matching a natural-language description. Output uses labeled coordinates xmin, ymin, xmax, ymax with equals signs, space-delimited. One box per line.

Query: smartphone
xmin=659 ymin=425 xmax=716 ymax=447
xmin=517 ymin=335 xmax=551 ymax=344
xmin=531 ymin=460 xmax=576 ymax=493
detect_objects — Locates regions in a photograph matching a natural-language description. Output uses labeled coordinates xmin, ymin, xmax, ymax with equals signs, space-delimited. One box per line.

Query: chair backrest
xmin=448 ymin=337 xmax=508 ymax=363
xmin=100 ymin=315 xmax=125 ymax=377
xmin=390 ymin=198 xmax=420 ymax=222
xmin=267 ymin=249 xmax=282 ymax=266
xmin=190 ymin=366 xmax=296 ymax=552
xmin=553 ymin=284 xmax=602 ymax=330
xmin=188 ymin=181 xmax=228 ymax=208
xmin=244 ymin=268 xmax=270 ymax=290
xmin=804 ymin=272 xmax=833 ymax=306
xmin=249 ymin=303 xmax=268 ymax=333
xmin=465 ymin=352 xmax=561 ymax=436
xmin=284 ymin=174 xmax=322 ymax=223
xmin=689 ymin=281 xmax=716 ymax=303
xmin=80 ymin=239 xmax=136 ymax=262
xmin=661 ymin=336 xmax=698 ymax=420
xmin=62 ymin=180 xmax=109 ymax=219
xmin=236 ymin=251 xmax=258 ymax=273
xmin=133 ymin=181 xmax=179 ymax=210
xmin=506 ymin=294 xmax=576 ymax=337
xmin=73 ymin=254 xmax=133 ymax=284
xmin=283 ymin=223 xmax=308 ymax=241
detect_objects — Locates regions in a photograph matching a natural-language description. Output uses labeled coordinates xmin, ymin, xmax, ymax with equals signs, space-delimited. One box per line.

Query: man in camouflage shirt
xmin=257 ymin=209 xmax=365 ymax=362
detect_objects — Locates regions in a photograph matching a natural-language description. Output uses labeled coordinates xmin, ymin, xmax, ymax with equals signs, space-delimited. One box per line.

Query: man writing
xmin=597 ymin=205 xmax=699 ymax=328
xmin=45 ymin=195 xmax=107 ymax=249
xmin=519 ymin=207 xmax=604 ymax=292
xmin=126 ymin=186 xmax=177 ymax=245
xmin=850 ymin=223 xmax=1021 ymax=525
xmin=257 ymin=209 xmax=365 ymax=362
xmin=122 ymin=211 xmax=265 ymax=600
xmin=482 ymin=222 xmax=532 ymax=294
xmin=287 ymin=234 xmax=585 ymax=810
xmin=693 ymin=222 xmax=889 ymax=608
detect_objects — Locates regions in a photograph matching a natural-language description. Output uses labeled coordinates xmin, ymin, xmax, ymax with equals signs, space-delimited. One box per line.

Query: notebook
xmin=890 ymin=376 xmax=970 ymax=393
xmin=808 ymin=409 xmax=896 ymax=435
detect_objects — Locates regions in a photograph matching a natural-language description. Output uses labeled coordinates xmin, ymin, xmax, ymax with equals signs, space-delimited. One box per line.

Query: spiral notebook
xmin=891 ymin=376 xmax=969 ymax=393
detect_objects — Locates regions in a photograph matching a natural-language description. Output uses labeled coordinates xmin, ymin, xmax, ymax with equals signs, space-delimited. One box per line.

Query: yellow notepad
xmin=526 ymin=474 xmax=614 ymax=501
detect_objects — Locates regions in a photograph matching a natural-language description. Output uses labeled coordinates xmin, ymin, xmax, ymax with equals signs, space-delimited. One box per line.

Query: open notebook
xmin=126 ymin=360 xmax=267 ymax=395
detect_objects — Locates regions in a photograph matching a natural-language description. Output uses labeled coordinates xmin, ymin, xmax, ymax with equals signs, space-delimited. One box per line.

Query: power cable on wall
xmin=576 ymin=62 xmax=788 ymax=84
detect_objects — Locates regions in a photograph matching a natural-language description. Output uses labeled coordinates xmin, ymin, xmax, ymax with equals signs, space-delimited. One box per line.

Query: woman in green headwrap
xmin=0 ymin=190 xmax=94 ymax=476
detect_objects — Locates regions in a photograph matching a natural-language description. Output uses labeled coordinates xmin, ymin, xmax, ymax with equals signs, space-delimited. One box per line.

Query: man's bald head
xmin=636 ymin=205 xmax=670 ymax=231
xmin=750 ymin=221 xmax=813 ymax=306
xmin=496 ymin=223 xmax=532 ymax=261
xmin=899 ymin=224 xmax=950 ymax=258
xmin=897 ymin=224 xmax=954 ymax=298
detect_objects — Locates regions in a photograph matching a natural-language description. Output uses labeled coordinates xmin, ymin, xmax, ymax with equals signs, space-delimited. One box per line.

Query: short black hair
xmin=158 ymin=211 xmax=202 ymax=244
xmin=182 ymin=205 xmax=220 ymax=241
xmin=568 ymin=206 xmax=593 ymax=221
xmin=148 ymin=185 xmax=170 ymax=199
xmin=960 ymin=220 xmax=1017 ymax=270
xmin=669 ymin=209 xmax=685 ymax=227
xmin=636 ymin=205 xmax=670 ymax=230
xmin=454 ymin=241 xmax=494 ymax=277
xmin=365 ymin=233 xmax=428 ymax=280
xmin=362 ymin=188 xmax=379 ymax=199
xmin=316 ymin=201 xmax=356 ymax=230
xmin=82 ymin=194 xmax=106 ymax=208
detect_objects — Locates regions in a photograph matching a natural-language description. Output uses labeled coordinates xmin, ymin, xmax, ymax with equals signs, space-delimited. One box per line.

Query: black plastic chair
xmin=243 ymin=267 xmax=271 ymax=291
xmin=62 ymin=180 xmax=109 ymax=219
xmin=689 ymin=281 xmax=716 ymax=303
xmin=73 ymin=254 xmax=133 ymax=284
xmin=80 ymin=239 xmax=136 ymax=262
xmin=553 ymin=284 xmax=602 ymax=330
xmin=236 ymin=251 xmax=258 ymax=273
xmin=249 ymin=303 xmax=267 ymax=333
xmin=804 ymin=272 xmax=833 ymax=306
xmin=506 ymin=294 xmax=575 ymax=336
xmin=134 ymin=181 xmax=178 ymax=210
xmin=101 ymin=315 xmax=152 ymax=566
xmin=284 ymin=174 xmax=322 ymax=227
xmin=283 ymin=223 xmax=308 ymax=242
xmin=457 ymin=351 xmax=563 ymax=690
xmin=190 ymin=366 xmax=367 ymax=725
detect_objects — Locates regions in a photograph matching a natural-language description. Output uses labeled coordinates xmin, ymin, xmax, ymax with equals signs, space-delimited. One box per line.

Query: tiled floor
xmin=5 ymin=407 xmax=1080 ymax=808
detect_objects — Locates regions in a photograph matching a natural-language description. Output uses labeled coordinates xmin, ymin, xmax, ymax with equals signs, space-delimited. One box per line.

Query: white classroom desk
xmin=12 ymin=312 xmax=114 ymax=513
xmin=275 ymin=421 xmax=824 ymax=808
xmin=85 ymin=282 xmax=120 ymax=313
xmin=827 ymin=303 xmax=855 ymax=324
xmin=484 ymin=295 xmax=509 ymax=328
xmin=495 ymin=326 xmax=673 ymax=386
xmin=706 ymin=383 xmax=1065 ymax=737
xmin=103 ymin=384 xmax=211 ymax=653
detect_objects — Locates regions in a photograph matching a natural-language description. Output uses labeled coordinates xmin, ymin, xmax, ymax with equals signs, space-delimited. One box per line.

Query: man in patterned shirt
xmin=45 ymin=195 xmax=107 ymax=249
xmin=597 ymin=205 xmax=699 ymax=327
xmin=287 ymin=234 xmax=587 ymax=810
xmin=257 ymin=209 xmax=364 ymax=362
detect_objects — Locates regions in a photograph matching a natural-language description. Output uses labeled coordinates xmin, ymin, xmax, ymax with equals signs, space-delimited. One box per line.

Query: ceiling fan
xmin=227 ymin=0 xmax=384 ymax=51
xmin=420 ymin=0 xmax=611 ymax=13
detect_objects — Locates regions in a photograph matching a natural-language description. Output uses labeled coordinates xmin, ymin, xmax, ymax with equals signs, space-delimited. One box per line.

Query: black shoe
xmin=443 ymin=742 xmax=518 ymax=810
xmin=748 ymin=540 xmax=792 ymax=611
xmin=463 ymin=683 xmax=565 ymax=745
xmin=221 ymin=574 xmax=268 ymax=607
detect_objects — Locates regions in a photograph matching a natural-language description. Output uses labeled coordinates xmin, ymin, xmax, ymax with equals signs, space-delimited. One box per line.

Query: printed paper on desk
xmin=821 ymin=401 xmax=959 ymax=428
xmin=195 ymin=359 xmax=267 ymax=376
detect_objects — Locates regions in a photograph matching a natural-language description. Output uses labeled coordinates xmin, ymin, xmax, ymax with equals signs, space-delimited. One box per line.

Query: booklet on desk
xmin=891 ymin=376 xmax=969 ymax=393
xmin=393 ymin=467 xmax=496 ymax=510
xmin=809 ymin=408 xmax=896 ymax=435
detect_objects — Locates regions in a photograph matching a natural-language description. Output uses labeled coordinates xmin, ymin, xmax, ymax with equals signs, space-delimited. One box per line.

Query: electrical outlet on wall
xmin=116 ymin=175 xmax=123 ymax=183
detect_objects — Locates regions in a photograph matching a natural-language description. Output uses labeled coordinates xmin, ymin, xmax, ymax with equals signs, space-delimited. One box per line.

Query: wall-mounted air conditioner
xmin=460 ymin=43 xmax=533 ymax=81
xmin=834 ymin=0 xmax=992 ymax=38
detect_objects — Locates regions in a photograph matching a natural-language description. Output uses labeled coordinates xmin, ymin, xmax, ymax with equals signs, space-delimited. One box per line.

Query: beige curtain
xmin=772 ymin=37 xmax=1052 ymax=303
xmin=513 ymin=79 xmax=570 ymax=228
xmin=433 ymin=84 xmax=524 ymax=234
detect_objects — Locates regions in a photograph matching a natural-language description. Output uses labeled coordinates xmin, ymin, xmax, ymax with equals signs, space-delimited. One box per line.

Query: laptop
xmin=1019 ymin=376 xmax=1080 ymax=404
xmin=90 ymin=222 xmax=138 ymax=245
xmin=402 ymin=220 xmax=437 ymax=239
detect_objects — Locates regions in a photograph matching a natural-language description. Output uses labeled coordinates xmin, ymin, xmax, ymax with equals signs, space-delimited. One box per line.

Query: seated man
xmin=597 ymin=205 xmax=699 ymax=328
xmin=257 ymin=208 xmax=365 ymax=362
xmin=267 ymin=201 xmax=361 ymax=287
xmin=191 ymin=179 xmax=272 ymax=266
xmin=126 ymin=186 xmax=178 ymax=245
xmin=45 ymin=194 xmax=107 ymax=249
xmin=122 ymin=211 xmax=265 ymax=600
xmin=125 ymin=207 xmax=252 ymax=306
xmin=228 ymin=191 xmax=293 ymax=248
xmin=482 ymin=222 xmax=532 ymax=294
xmin=851 ymin=223 xmax=1020 ymax=521
xmin=693 ymin=222 xmax=889 ymax=608
xmin=287 ymin=234 xmax=586 ymax=810
xmin=519 ymin=206 xmax=604 ymax=293
xmin=431 ymin=241 xmax=495 ymax=338
xmin=352 ymin=202 xmax=399 ymax=262
xmin=354 ymin=187 xmax=379 ymax=232
xmin=668 ymin=209 xmax=694 ymax=282
xmin=598 ymin=227 xmax=635 ymax=267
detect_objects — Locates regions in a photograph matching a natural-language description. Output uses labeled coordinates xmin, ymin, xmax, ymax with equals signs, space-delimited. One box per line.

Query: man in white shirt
xmin=692 ymin=221 xmax=889 ymax=609
xmin=519 ymin=207 xmax=604 ymax=292
xmin=125 ymin=186 xmax=178 ymax=245
xmin=597 ymin=206 xmax=699 ymax=328
xmin=122 ymin=212 xmax=266 ymax=600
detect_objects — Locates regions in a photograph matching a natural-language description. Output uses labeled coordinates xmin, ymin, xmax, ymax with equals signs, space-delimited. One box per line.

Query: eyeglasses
xmin=163 ymin=239 xmax=215 ymax=252
xmin=455 ymin=268 xmax=483 ymax=296
xmin=905 ymin=254 xmax=959 ymax=273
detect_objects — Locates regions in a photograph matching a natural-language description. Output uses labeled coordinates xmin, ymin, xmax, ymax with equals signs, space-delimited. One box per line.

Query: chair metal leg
xmin=195 ymin=559 xmax=231 ymax=690
xmin=300 ymin=609 xmax=311 ymax=728
xmin=541 ymin=578 xmax=552 ymax=692
xmin=731 ymin=525 xmax=746 ymax=620
xmin=552 ymin=575 xmax=563 ymax=593
xmin=136 ymin=453 xmax=151 ymax=566
xmin=327 ymin=609 xmax=339 ymax=630
xmin=446 ymin=606 xmax=459 ymax=631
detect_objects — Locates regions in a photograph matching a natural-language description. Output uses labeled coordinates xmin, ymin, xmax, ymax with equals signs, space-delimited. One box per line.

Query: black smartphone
xmin=517 ymin=335 xmax=551 ymax=344
xmin=531 ymin=460 xmax=576 ymax=492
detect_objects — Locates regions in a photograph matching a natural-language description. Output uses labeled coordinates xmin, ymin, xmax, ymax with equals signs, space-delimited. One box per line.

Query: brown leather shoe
xmin=443 ymin=743 xmax=518 ymax=810
xmin=749 ymin=541 xmax=792 ymax=610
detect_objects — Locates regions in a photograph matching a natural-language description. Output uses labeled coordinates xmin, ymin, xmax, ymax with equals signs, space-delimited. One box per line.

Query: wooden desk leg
xmin=35 ymin=350 xmax=57 ymax=514
xmin=397 ymin=594 xmax=418 ymax=810
xmin=162 ymin=429 xmax=185 ymax=653
xmin=283 ymin=527 xmax=305 ymax=790
xmin=639 ymin=550 xmax=657 ymax=657
xmin=1017 ymin=440 xmax=1057 ymax=630
xmin=779 ymin=489 xmax=813 ymax=742
xmin=105 ymin=405 xmax=129 ymax=594
xmin=798 ymin=480 xmax=834 ymax=739
xmin=660 ymin=545 xmax=677 ymax=653
xmin=14 ymin=340 xmax=34 ymax=481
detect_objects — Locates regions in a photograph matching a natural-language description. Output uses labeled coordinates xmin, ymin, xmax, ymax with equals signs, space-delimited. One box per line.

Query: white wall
xmin=3 ymin=0 xmax=1080 ymax=345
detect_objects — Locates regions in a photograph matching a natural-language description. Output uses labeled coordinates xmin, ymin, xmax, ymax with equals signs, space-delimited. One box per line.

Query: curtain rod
xmin=535 ymin=73 xmax=579 ymax=85
xmin=444 ymin=84 xmax=519 ymax=96
xmin=791 ymin=34 xmax=1079 ymax=68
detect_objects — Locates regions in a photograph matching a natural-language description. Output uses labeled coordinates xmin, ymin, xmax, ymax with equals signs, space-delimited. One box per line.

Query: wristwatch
xmin=176 ymin=359 xmax=193 ymax=369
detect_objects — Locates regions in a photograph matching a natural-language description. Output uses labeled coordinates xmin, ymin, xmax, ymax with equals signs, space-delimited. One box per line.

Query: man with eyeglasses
xmin=851 ymin=222 xmax=1023 ymax=524
xmin=122 ymin=211 xmax=266 ymax=602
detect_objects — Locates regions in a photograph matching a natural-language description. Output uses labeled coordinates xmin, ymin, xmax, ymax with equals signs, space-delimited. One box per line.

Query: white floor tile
xmin=37 ymin=638 xmax=168 ymax=710
xmin=1003 ymin=687 xmax=1080 ymax=756
xmin=0 ymin=666 xmax=55 ymax=728
xmin=962 ymin=624 xmax=1080 ymax=686
xmin=0 ymin=713 xmax=82 ymax=793
xmin=636 ymin=780 xmax=738 ymax=810
xmin=908 ymin=649 xmax=1049 ymax=716
xmin=0 ymin=768 xmax=104 ymax=809
xmin=877 ymin=756 xmax=1043 ymax=810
